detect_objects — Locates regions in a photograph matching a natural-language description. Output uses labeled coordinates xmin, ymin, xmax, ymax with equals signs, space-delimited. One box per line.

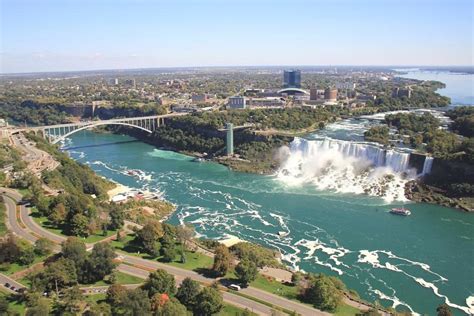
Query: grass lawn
xmin=111 ymin=234 xmax=213 ymax=272
xmin=218 ymin=303 xmax=258 ymax=316
xmin=334 ymin=303 xmax=361 ymax=316
xmin=249 ymin=274 xmax=298 ymax=301
xmin=0 ymin=255 xmax=47 ymax=276
xmin=31 ymin=210 xmax=117 ymax=243
xmin=20 ymin=270 xmax=143 ymax=289
xmin=0 ymin=290 xmax=27 ymax=315
xmin=80 ymin=271 xmax=144 ymax=287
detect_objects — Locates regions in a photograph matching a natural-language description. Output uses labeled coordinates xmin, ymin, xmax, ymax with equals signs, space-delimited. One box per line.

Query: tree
xmin=212 ymin=245 xmax=231 ymax=277
xmin=0 ymin=233 xmax=21 ymax=264
xmin=25 ymin=297 xmax=51 ymax=316
xmin=436 ymin=304 xmax=453 ymax=316
xmin=160 ymin=235 xmax=177 ymax=263
xmin=108 ymin=204 xmax=125 ymax=230
xmin=120 ymin=288 xmax=151 ymax=316
xmin=18 ymin=244 xmax=35 ymax=265
xmin=29 ymin=257 xmax=78 ymax=294
xmin=193 ymin=287 xmax=223 ymax=316
xmin=176 ymin=277 xmax=201 ymax=310
xmin=176 ymin=225 xmax=194 ymax=250
xmin=34 ymin=238 xmax=54 ymax=256
xmin=82 ymin=242 xmax=117 ymax=283
xmin=156 ymin=297 xmax=188 ymax=316
xmin=137 ymin=220 xmax=164 ymax=257
xmin=84 ymin=302 xmax=112 ymax=316
xmin=59 ymin=285 xmax=86 ymax=314
xmin=356 ymin=308 xmax=381 ymax=316
xmin=0 ymin=296 xmax=9 ymax=314
xmin=48 ymin=203 xmax=67 ymax=226
xmin=61 ymin=237 xmax=87 ymax=268
xmin=70 ymin=213 xmax=90 ymax=237
xmin=302 ymin=274 xmax=342 ymax=311
xmin=235 ymin=259 xmax=258 ymax=286
xmin=142 ymin=269 xmax=176 ymax=298
xmin=106 ymin=284 xmax=127 ymax=306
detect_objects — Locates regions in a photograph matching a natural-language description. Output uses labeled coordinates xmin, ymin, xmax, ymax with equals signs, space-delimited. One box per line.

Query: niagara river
xmin=63 ymin=70 xmax=474 ymax=315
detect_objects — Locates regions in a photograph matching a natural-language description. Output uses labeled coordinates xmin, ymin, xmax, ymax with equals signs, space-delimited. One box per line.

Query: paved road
xmin=2 ymin=188 xmax=303 ymax=315
xmin=0 ymin=273 xmax=25 ymax=294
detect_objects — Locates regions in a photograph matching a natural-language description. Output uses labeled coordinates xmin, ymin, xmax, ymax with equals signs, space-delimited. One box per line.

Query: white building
xmin=228 ymin=96 xmax=247 ymax=109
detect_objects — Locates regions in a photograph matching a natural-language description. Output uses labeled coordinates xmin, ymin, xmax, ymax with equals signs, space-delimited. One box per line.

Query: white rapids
xmin=276 ymin=137 xmax=427 ymax=202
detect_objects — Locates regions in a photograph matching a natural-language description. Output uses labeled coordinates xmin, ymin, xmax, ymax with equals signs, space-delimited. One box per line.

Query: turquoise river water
xmin=64 ymin=70 xmax=473 ymax=315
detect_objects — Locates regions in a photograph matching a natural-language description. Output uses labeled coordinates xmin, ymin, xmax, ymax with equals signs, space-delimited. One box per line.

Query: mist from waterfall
xmin=276 ymin=137 xmax=418 ymax=202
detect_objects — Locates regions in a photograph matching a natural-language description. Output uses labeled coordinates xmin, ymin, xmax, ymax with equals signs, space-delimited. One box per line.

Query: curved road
xmin=1 ymin=187 xmax=331 ymax=315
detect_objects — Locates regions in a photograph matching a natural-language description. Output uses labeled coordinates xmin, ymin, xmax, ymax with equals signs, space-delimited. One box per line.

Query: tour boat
xmin=278 ymin=231 xmax=289 ymax=237
xmin=390 ymin=207 xmax=411 ymax=216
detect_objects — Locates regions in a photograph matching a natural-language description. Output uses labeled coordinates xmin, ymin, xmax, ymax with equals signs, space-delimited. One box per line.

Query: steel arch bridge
xmin=24 ymin=113 xmax=187 ymax=144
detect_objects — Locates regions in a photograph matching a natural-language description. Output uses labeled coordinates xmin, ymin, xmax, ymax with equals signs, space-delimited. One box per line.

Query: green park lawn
xmin=111 ymin=234 xmax=213 ymax=272
xmin=31 ymin=210 xmax=117 ymax=243
xmin=0 ymin=289 xmax=26 ymax=315
xmin=19 ymin=271 xmax=143 ymax=288
xmin=0 ymin=255 xmax=48 ymax=276
xmin=334 ymin=303 xmax=361 ymax=316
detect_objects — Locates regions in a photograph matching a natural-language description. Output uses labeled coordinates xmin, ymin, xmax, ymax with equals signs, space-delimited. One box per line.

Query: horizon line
xmin=1 ymin=64 xmax=474 ymax=76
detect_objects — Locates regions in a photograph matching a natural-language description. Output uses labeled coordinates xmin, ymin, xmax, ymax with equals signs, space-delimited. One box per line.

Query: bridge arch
xmin=50 ymin=121 xmax=153 ymax=144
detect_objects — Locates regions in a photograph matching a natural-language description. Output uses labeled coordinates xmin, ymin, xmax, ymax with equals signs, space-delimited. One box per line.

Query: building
xmin=192 ymin=94 xmax=212 ymax=103
xmin=109 ymin=78 xmax=119 ymax=85
xmin=0 ymin=118 xmax=7 ymax=127
xmin=392 ymin=87 xmax=411 ymax=98
xmin=310 ymin=87 xmax=325 ymax=100
xmin=336 ymin=82 xmax=356 ymax=90
xmin=283 ymin=70 xmax=301 ymax=88
xmin=124 ymin=79 xmax=136 ymax=88
xmin=228 ymin=96 xmax=247 ymax=109
xmin=324 ymin=88 xmax=338 ymax=101
xmin=248 ymin=97 xmax=285 ymax=108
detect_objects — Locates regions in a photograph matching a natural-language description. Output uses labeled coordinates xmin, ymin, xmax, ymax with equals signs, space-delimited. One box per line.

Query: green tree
xmin=34 ymin=238 xmax=54 ymax=256
xmin=29 ymin=257 xmax=78 ymax=294
xmin=70 ymin=213 xmax=90 ymax=237
xmin=156 ymin=297 xmax=188 ymax=316
xmin=176 ymin=277 xmax=201 ymax=310
xmin=235 ymin=259 xmax=258 ymax=286
xmin=0 ymin=296 xmax=9 ymax=314
xmin=137 ymin=220 xmax=164 ymax=257
xmin=25 ymin=297 xmax=51 ymax=316
xmin=302 ymin=274 xmax=342 ymax=311
xmin=142 ymin=269 xmax=176 ymax=298
xmin=61 ymin=237 xmax=87 ymax=268
xmin=81 ymin=242 xmax=117 ymax=284
xmin=212 ymin=245 xmax=232 ymax=277
xmin=48 ymin=202 xmax=67 ymax=226
xmin=436 ymin=304 xmax=453 ymax=316
xmin=84 ymin=302 xmax=112 ymax=316
xmin=108 ymin=204 xmax=125 ymax=230
xmin=193 ymin=287 xmax=223 ymax=316
xmin=18 ymin=244 xmax=35 ymax=265
xmin=120 ymin=288 xmax=151 ymax=316
xmin=106 ymin=284 xmax=127 ymax=307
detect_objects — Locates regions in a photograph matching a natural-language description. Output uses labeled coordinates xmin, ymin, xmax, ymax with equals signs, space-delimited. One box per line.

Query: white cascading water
xmin=421 ymin=156 xmax=434 ymax=175
xmin=276 ymin=137 xmax=417 ymax=202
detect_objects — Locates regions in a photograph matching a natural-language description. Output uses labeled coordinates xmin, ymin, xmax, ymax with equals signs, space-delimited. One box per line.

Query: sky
xmin=0 ymin=0 xmax=473 ymax=73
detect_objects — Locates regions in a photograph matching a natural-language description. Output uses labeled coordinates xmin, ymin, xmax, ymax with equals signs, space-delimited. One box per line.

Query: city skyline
xmin=1 ymin=0 xmax=473 ymax=73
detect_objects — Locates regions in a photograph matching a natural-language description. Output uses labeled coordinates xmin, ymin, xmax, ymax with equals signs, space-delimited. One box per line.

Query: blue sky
xmin=1 ymin=0 xmax=472 ymax=73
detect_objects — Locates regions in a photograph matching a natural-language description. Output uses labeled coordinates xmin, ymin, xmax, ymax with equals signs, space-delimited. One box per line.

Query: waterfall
xmin=421 ymin=156 xmax=434 ymax=175
xmin=277 ymin=137 xmax=416 ymax=202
